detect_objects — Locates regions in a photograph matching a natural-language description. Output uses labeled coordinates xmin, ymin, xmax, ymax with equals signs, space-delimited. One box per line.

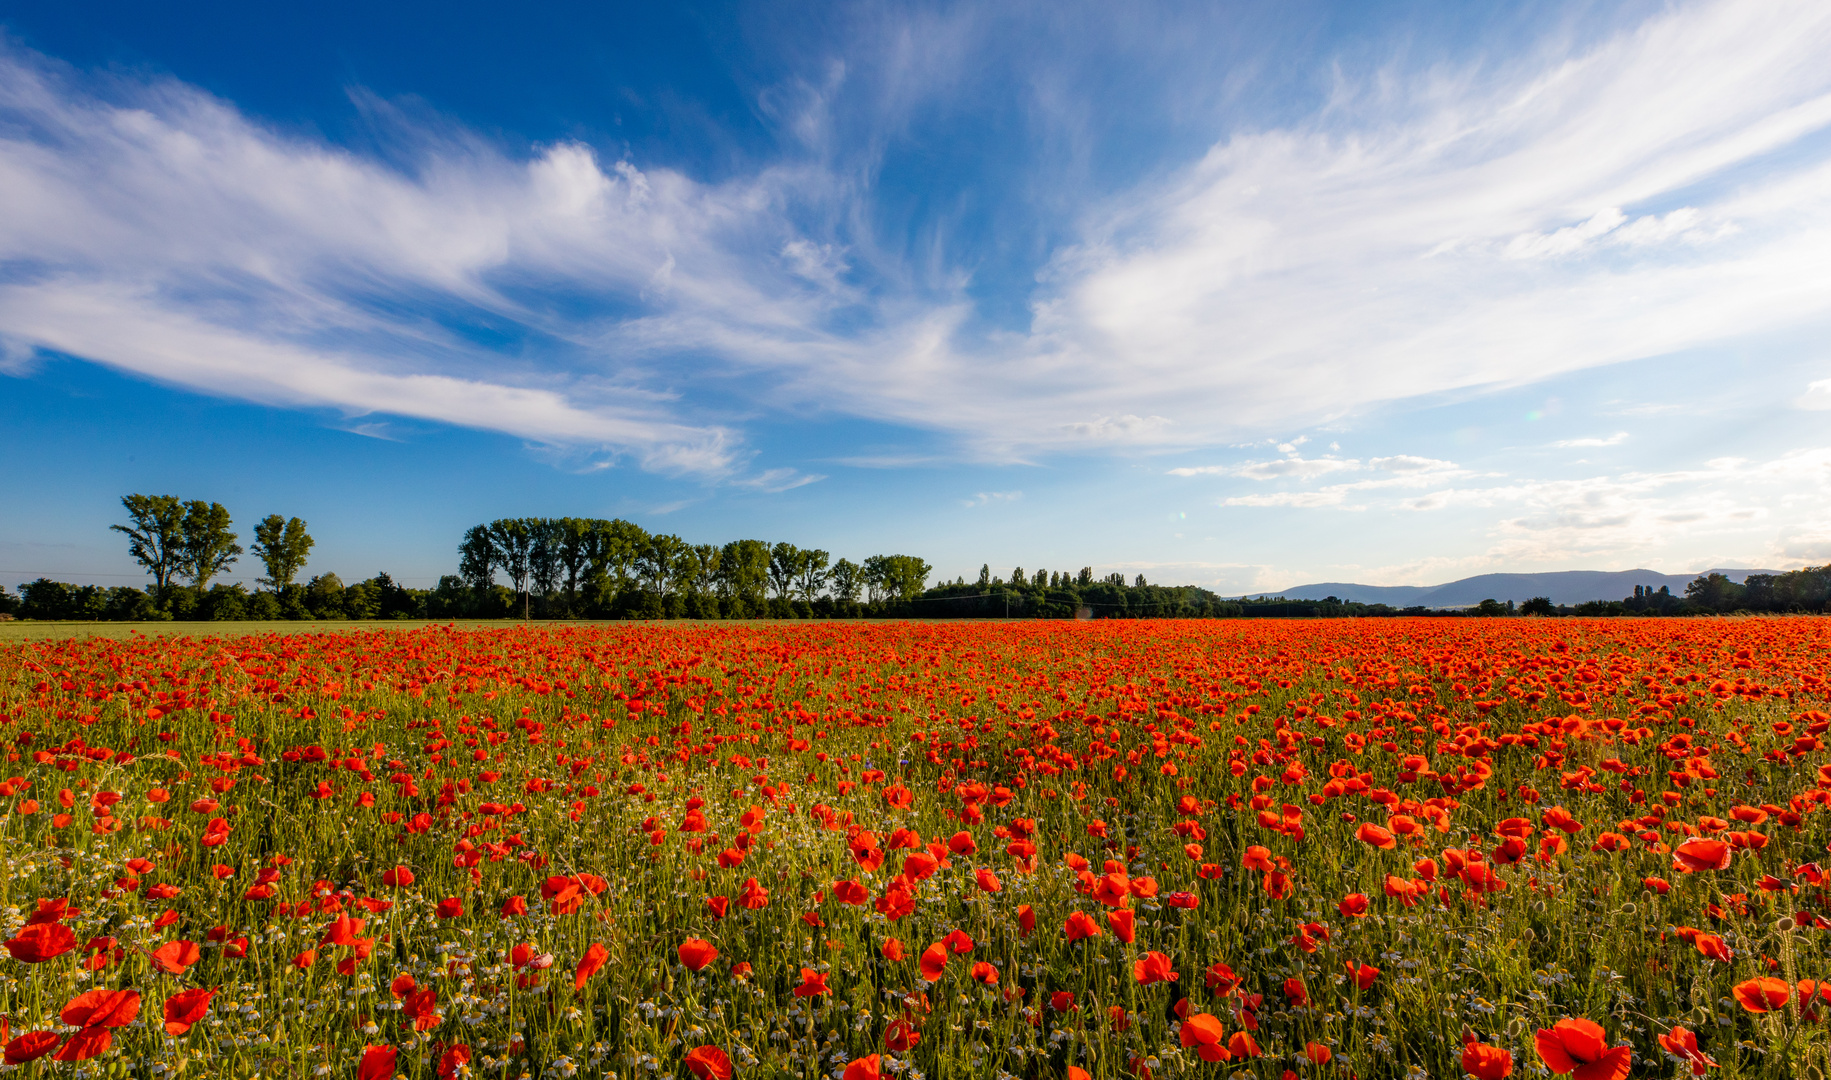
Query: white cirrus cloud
xmin=3 ymin=0 xmax=1831 ymax=463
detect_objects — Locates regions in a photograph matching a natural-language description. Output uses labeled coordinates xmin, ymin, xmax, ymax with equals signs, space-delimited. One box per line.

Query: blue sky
xmin=4 ymin=0 xmax=1830 ymax=595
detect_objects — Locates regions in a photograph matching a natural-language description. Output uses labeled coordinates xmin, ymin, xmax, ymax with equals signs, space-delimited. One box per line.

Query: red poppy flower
xmin=1205 ymin=962 xmax=1240 ymax=994
xmin=738 ymin=878 xmax=769 ymax=910
xmin=1656 ymin=1027 xmax=1714 ymax=1076
xmin=1672 ymin=838 xmax=1731 ymax=873
xmin=684 ymin=1045 xmax=732 ymax=1080
xmin=1693 ymin=934 xmax=1732 ymax=962
xmin=61 ymin=988 xmax=141 ymax=1029
xmin=1338 ymin=893 xmax=1370 ymax=918
xmin=885 ymin=1017 xmax=920 ymax=1051
xmin=679 ymin=939 xmax=718 ymax=972
xmin=1017 ymin=905 xmax=1036 ymax=936
xmin=1109 ymin=909 xmax=1136 ymax=943
xmin=53 ymin=1027 xmax=114 ymax=1063
xmin=970 ymin=961 xmax=998 ymax=985
xmin=1356 ymin=823 xmax=1397 ymax=849
xmin=4 ymin=1031 xmax=61 ymax=1065
xmin=575 ymin=942 xmax=609 ymax=989
xmin=1345 ymin=961 xmax=1380 ymax=990
xmin=163 ymin=987 xmax=217 ymax=1035
xmin=1461 ymin=1041 xmax=1514 ymax=1079
xmin=974 ymin=869 xmax=1002 ymax=893
xmin=438 ymin=1045 xmax=473 ymax=1080
xmin=1732 ymin=977 xmax=1791 ymax=1013
xmin=1133 ymin=951 xmax=1177 ymax=986
xmin=4 ymin=922 xmax=76 ymax=964
xmin=500 ymin=895 xmax=528 ymax=918
xmin=359 ymin=1044 xmax=397 ymax=1080
xmin=832 ymin=879 xmax=869 ymax=905
xmin=882 ymin=938 xmax=906 ymax=962
xmin=381 ymin=866 xmax=414 ymax=887
xmin=1282 ymin=977 xmax=1309 ymax=1007
xmin=793 ymin=967 xmax=831 ymax=997
xmin=151 ymin=940 xmax=202 ymax=974
xmin=1534 ymin=1018 xmax=1631 ymax=1080
xmin=842 ymin=1054 xmax=881 ymax=1080
xmin=1064 ymin=911 xmax=1104 ymax=942
xmin=1178 ymin=1013 xmax=1230 ymax=1062
xmin=435 ymin=898 xmax=464 ymax=919
xmin=919 ymin=942 xmax=948 ymax=981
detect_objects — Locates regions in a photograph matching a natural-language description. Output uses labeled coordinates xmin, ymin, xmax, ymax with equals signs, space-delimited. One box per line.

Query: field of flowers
xmin=2 ymin=617 xmax=1829 ymax=1080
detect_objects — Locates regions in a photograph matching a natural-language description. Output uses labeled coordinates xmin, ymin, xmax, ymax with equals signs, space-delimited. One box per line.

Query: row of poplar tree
xmin=455 ymin=518 xmax=932 ymax=620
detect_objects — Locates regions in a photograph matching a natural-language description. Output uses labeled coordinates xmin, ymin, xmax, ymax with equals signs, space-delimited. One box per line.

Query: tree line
xmin=1563 ymin=568 xmax=1831 ymax=617
xmin=6 ymin=494 xmax=1826 ymax=622
xmin=448 ymin=517 xmax=931 ymax=620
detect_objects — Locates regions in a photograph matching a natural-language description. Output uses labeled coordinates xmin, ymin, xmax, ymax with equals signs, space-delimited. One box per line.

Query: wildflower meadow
xmin=2 ymin=617 xmax=1829 ymax=1080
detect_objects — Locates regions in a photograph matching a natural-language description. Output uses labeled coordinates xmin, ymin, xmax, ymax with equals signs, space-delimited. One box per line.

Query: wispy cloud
xmin=3 ymin=0 xmax=1831 ymax=467
xmin=731 ymin=468 xmax=826 ymax=493
xmin=1552 ymin=432 xmax=1630 ymax=447
xmin=962 ymin=490 xmax=1023 ymax=507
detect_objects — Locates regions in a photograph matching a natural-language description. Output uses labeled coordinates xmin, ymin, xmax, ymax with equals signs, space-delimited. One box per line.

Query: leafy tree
xmin=180 ymin=501 xmax=242 ymax=590
xmin=1520 ymin=596 xmax=1555 ymax=616
xmin=487 ymin=519 xmax=535 ymax=619
xmin=458 ymin=526 xmax=497 ymax=591
xmin=830 ymin=559 xmax=864 ymax=603
xmin=529 ymin=519 xmax=563 ymax=617
xmin=869 ymin=554 xmax=931 ymax=602
xmin=251 ymin=515 xmax=314 ymax=590
xmin=555 ymin=518 xmax=594 ymax=614
xmin=303 ymin=573 xmax=347 ymax=618
xmin=1134 ymin=574 xmax=1148 ymax=588
xmin=1078 ymin=567 xmax=1094 ymax=587
xmin=638 ymin=533 xmax=686 ymax=598
xmin=720 ymin=540 xmax=771 ymax=606
xmin=796 ymin=548 xmax=831 ymax=601
xmin=111 ymin=494 xmax=187 ymax=597
xmin=594 ymin=519 xmax=650 ymax=595
xmin=977 ymin=564 xmax=991 ymax=588
xmin=1685 ymin=573 xmax=1746 ymax=612
xmin=768 ymin=543 xmax=802 ymax=599
xmin=1011 ymin=567 xmax=1025 ymax=588
xmin=689 ymin=544 xmax=722 ymax=597
xmin=1033 ymin=568 xmax=1048 ymax=587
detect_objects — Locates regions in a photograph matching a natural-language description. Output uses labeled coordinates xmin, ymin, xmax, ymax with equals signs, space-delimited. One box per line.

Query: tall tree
xmin=488 ymin=519 xmax=535 ymax=619
xmin=180 ymin=501 xmax=241 ymax=590
xmin=251 ymin=515 xmax=314 ymax=590
xmin=591 ymin=519 xmax=648 ymax=595
xmin=830 ymin=558 xmax=863 ymax=603
xmin=556 ymin=518 xmax=593 ymax=614
xmin=638 ymin=533 xmax=685 ymax=597
xmin=719 ymin=540 xmax=770 ymax=604
xmin=690 ymin=544 xmax=722 ymax=597
xmin=529 ymin=519 xmax=563 ymax=616
xmin=862 ymin=555 xmax=891 ymax=603
xmin=458 ymin=525 xmax=497 ymax=591
xmin=795 ymin=548 xmax=831 ymax=601
xmin=878 ymin=555 xmax=932 ymax=601
xmin=111 ymin=494 xmax=186 ymax=597
xmin=768 ymin=542 xmax=802 ymax=599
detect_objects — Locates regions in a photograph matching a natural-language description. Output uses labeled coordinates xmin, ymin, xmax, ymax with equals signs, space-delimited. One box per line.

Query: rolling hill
xmin=1259 ymin=568 xmax=1782 ymax=608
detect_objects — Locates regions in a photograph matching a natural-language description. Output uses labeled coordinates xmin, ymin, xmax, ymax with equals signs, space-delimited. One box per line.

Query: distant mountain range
xmin=1255 ymin=568 xmax=1783 ymax=608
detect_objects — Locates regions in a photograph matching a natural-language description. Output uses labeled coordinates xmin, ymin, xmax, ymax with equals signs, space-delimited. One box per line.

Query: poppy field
xmin=2 ymin=618 xmax=1830 ymax=1080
